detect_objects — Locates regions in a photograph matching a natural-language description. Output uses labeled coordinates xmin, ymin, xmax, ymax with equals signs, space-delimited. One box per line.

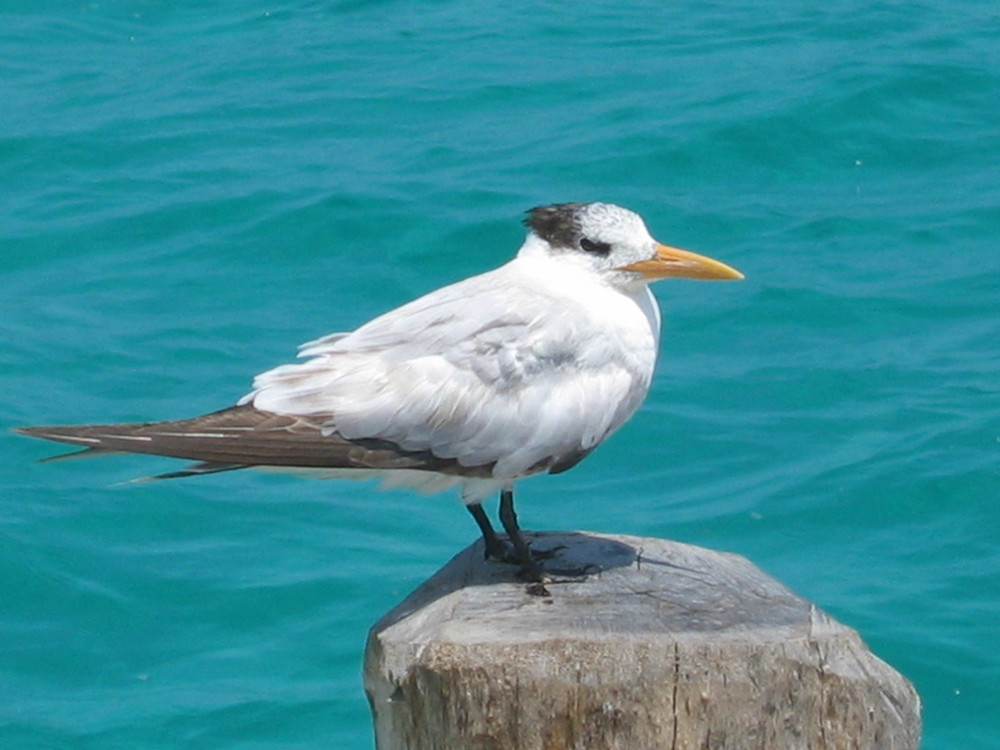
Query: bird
xmin=15 ymin=202 xmax=743 ymax=581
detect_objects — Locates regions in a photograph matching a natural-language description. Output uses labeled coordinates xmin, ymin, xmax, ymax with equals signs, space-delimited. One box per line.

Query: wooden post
xmin=364 ymin=532 xmax=920 ymax=750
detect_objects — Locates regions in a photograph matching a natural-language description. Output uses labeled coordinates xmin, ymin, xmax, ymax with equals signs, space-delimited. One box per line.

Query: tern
xmin=16 ymin=202 xmax=743 ymax=581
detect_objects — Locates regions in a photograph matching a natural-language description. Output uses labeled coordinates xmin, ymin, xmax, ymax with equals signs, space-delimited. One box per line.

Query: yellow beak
xmin=619 ymin=243 xmax=744 ymax=281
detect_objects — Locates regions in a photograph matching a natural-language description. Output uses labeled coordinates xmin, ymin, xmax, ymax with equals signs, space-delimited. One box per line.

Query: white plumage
xmin=17 ymin=202 xmax=743 ymax=579
xmin=243 ymin=229 xmax=663 ymax=499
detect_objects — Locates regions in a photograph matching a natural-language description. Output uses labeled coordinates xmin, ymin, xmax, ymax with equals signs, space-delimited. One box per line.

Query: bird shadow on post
xmin=363 ymin=532 xmax=921 ymax=750
xmin=370 ymin=532 xmax=640 ymax=630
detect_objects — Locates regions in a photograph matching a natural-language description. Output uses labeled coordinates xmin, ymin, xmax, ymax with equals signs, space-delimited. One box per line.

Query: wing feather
xmin=241 ymin=260 xmax=659 ymax=478
xmin=15 ymin=406 xmax=493 ymax=478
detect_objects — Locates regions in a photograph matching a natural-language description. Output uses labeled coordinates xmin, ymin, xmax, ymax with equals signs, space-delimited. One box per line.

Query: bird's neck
xmin=508 ymin=242 xmax=662 ymax=353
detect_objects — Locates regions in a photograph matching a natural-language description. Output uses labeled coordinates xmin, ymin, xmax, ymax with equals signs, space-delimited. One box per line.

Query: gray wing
xmin=15 ymin=405 xmax=494 ymax=478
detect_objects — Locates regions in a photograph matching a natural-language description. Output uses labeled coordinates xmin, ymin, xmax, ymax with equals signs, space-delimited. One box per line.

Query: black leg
xmin=466 ymin=503 xmax=507 ymax=560
xmin=498 ymin=489 xmax=543 ymax=581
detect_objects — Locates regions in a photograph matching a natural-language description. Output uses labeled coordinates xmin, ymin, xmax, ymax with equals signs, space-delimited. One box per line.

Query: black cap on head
xmin=523 ymin=203 xmax=589 ymax=249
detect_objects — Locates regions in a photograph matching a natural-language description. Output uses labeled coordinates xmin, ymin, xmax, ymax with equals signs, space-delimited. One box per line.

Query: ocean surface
xmin=2 ymin=1 xmax=998 ymax=748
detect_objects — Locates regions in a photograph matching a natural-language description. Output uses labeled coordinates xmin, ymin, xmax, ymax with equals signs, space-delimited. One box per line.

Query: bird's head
xmin=522 ymin=202 xmax=743 ymax=289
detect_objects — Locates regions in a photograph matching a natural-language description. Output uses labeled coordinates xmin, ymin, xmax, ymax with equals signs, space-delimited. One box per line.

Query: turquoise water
xmin=3 ymin=1 xmax=998 ymax=747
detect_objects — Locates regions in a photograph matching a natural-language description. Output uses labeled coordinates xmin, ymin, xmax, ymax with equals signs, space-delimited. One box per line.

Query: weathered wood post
xmin=364 ymin=532 xmax=920 ymax=750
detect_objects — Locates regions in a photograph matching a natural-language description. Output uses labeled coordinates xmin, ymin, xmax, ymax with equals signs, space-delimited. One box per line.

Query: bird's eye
xmin=579 ymin=238 xmax=611 ymax=255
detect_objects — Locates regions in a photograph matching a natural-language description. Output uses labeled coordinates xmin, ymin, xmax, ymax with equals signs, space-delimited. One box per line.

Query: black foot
xmin=483 ymin=537 xmax=515 ymax=562
xmin=485 ymin=537 xmax=563 ymax=565
xmin=468 ymin=492 xmax=593 ymax=590
xmin=490 ymin=536 xmax=597 ymax=587
xmin=479 ymin=535 xmax=545 ymax=582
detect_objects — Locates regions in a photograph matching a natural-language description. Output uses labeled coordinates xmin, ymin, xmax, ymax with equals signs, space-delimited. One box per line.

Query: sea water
xmin=2 ymin=2 xmax=998 ymax=747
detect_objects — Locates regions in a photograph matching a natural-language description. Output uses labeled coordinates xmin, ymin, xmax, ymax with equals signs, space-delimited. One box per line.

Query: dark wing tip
xmin=138 ymin=462 xmax=250 ymax=482
xmin=37 ymin=446 xmax=118 ymax=463
xmin=14 ymin=424 xmax=102 ymax=445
